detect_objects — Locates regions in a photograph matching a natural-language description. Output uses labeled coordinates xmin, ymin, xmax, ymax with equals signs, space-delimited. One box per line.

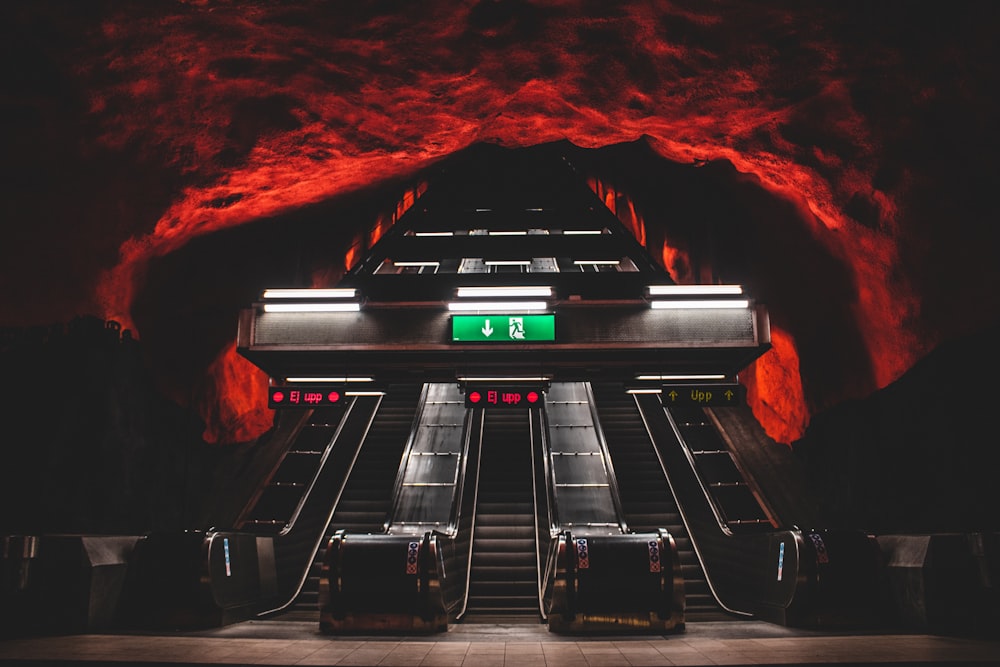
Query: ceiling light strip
xmin=456 ymin=286 xmax=552 ymax=298
xmin=447 ymin=301 xmax=549 ymax=312
xmin=648 ymin=284 xmax=743 ymax=296
xmin=457 ymin=376 xmax=552 ymax=382
xmin=650 ymin=299 xmax=749 ymax=310
xmin=284 ymin=376 xmax=374 ymax=383
xmin=263 ymin=302 xmax=360 ymax=313
xmin=635 ymin=374 xmax=727 ymax=381
xmin=262 ymin=288 xmax=356 ymax=299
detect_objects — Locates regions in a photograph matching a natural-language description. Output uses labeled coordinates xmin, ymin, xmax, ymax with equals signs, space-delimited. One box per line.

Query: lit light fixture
xmin=262 ymin=288 xmax=356 ymax=299
xmin=563 ymin=229 xmax=603 ymax=235
xmin=635 ymin=374 xmax=727 ymax=381
xmin=484 ymin=260 xmax=531 ymax=266
xmin=647 ymin=285 xmax=743 ymax=296
xmin=457 ymin=375 xmax=552 ymax=382
xmin=650 ymin=299 xmax=749 ymax=309
xmin=456 ymin=286 xmax=552 ymax=298
xmin=626 ymin=388 xmax=664 ymax=394
xmin=413 ymin=232 xmax=454 ymax=237
xmin=447 ymin=301 xmax=548 ymax=312
xmin=345 ymin=390 xmax=387 ymax=396
xmin=262 ymin=302 xmax=360 ymax=312
xmin=284 ymin=376 xmax=374 ymax=383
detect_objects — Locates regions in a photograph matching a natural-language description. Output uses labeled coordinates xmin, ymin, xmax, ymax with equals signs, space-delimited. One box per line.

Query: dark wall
xmin=793 ymin=320 xmax=1000 ymax=534
xmin=0 ymin=316 xmax=224 ymax=534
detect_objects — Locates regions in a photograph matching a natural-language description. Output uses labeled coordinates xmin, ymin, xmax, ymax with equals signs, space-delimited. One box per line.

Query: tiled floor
xmin=2 ymin=620 xmax=1000 ymax=666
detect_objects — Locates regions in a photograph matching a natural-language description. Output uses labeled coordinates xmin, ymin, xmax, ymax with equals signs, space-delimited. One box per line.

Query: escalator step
xmin=469 ymin=565 xmax=537 ymax=579
xmin=474 ymin=524 xmax=534 ymax=538
xmin=466 ymin=595 xmax=539 ymax=609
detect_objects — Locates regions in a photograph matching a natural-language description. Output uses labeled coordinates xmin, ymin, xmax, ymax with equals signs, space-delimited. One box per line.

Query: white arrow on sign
xmin=481 ymin=319 xmax=494 ymax=337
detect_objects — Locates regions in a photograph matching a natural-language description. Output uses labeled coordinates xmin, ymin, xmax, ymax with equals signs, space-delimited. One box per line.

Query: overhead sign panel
xmin=660 ymin=384 xmax=745 ymax=407
xmin=464 ymin=385 xmax=544 ymax=408
xmin=268 ymin=385 xmax=345 ymax=409
xmin=451 ymin=314 xmax=555 ymax=342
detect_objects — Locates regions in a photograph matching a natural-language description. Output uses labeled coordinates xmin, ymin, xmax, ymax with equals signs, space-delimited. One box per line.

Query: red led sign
xmin=268 ymin=386 xmax=345 ymax=409
xmin=464 ymin=386 xmax=543 ymax=408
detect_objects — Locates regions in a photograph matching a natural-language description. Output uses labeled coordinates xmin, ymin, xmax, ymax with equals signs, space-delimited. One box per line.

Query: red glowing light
xmin=272 ymin=391 xmax=285 ymax=403
xmin=328 ymin=391 xmax=340 ymax=403
xmin=11 ymin=3 xmax=970 ymax=445
xmin=527 ymin=391 xmax=539 ymax=404
xmin=469 ymin=391 xmax=482 ymax=404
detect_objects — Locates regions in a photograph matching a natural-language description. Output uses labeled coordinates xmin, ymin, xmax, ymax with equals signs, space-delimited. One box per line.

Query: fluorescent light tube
xmin=650 ymin=299 xmax=749 ymax=309
xmin=262 ymin=288 xmax=356 ymax=299
xmin=447 ymin=301 xmax=548 ymax=312
xmin=263 ymin=302 xmax=360 ymax=312
xmin=647 ymin=285 xmax=743 ymax=296
xmin=457 ymin=376 xmax=551 ymax=382
xmin=635 ymin=374 xmax=727 ymax=381
xmin=456 ymin=286 xmax=552 ymax=298
xmin=284 ymin=377 xmax=374 ymax=383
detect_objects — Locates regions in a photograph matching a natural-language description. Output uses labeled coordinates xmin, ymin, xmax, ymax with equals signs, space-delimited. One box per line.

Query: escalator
xmin=462 ymin=408 xmax=539 ymax=622
xmin=629 ymin=393 xmax=788 ymax=617
xmin=590 ymin=382 xmax=729 ymax=621
xmin=257 ymin=396 xmax=381 ymax=616
xmin=539 ymin=382 xmax=685 ymax=632
xmin=287 ymin=383 xmax=423 ymax=615
xmin=122 ymin=393 xmax=385 ymax=628
xmin=239 ymin=404 xmax=349 ymax=534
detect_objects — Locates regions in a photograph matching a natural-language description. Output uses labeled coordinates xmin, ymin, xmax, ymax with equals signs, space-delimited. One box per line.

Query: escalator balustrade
xmin=319 ymin=531 xmax=447 ymax=633
xmin=545 ymin=529 xmax=684 ymax=633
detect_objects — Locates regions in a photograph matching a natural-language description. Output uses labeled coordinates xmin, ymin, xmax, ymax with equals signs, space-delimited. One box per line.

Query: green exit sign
xmin=452 ymin=314 xmax=555 ymax=342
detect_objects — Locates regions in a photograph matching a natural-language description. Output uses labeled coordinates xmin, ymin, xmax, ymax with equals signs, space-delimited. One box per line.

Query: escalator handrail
xmin=529 ymin=405 xmax=549 ymax=620
xmin=453 ymin=407 xmax=485 ymax=621
xmin=278 ymin=397 xmax=358 ymax=536
xmin=633 ymin=392 xmax=753 ymax=618
xmin=443 ymin=401 xmax=477 ymax=538
xmin=537 ymin=400 xmax=560 ymax=538
xmin=257 ymin=394 xmax=384 ymax=617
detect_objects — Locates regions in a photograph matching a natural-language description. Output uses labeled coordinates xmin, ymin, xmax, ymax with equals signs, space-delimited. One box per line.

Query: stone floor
xmin=2 ymin=619 xmax=999 ymax=666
